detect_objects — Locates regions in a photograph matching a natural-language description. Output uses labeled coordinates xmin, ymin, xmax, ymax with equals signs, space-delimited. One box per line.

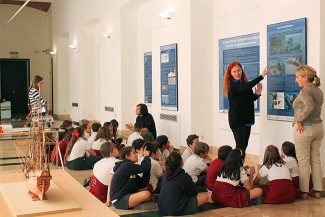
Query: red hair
xmin=222 ymin=61 xmax=248 ymax=96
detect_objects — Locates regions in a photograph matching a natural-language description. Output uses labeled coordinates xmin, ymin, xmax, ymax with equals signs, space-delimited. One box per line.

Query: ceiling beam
xmin=6 ymin=0 xmax=31 ymax=24
xmin=15 ymin=0 xmax=52 ymax=2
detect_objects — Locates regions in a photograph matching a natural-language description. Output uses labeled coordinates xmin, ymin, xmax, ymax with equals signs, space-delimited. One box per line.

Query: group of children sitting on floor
xmin=51 ymin=120 xmax=310 ymax=216
xmin=51 ymin=119 xmax=124 ymax=169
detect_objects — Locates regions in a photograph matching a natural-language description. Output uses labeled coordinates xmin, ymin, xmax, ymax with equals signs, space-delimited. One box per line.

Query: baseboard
xmin=53 ymin=114 xmax=71 ymax=121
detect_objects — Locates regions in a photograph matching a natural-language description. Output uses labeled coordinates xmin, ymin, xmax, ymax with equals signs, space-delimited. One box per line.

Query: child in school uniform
xmin=211 ymin=148 xmax=263 ymax=208
xmin=131 ymin=138 xmax=146 ymax=164
xmin=80 ymin=122 xmax=91 ymax=140
xmin=253 ymin=145 xmax=296 ymax=204
xmin=64 ymin=127 xmax=101 ymax=170
xmin=103 ymin=121 xmax=113 ymax=132
xmin=281 ymin=141 xmax=300 ymax=197
xmin=183 ymin=142 xmax=210 ymax=187
xmin=89 ymin=142 xmax=120 ymax=204
xmin=206 ymin=145 xmax=232 ymax=191
xmin=109 ymin=146 xmax=152 ymax=210
xmin=141 ymin=131 xmax=154 ymax=142
xmin=142 ymin=142 xmax=163 ymax=193
xmin=88 ymin=122 xmax=101 ymax=147
xmin=58 ymin=120 xmax=73 ymax=141
xmin=110 ymin=119 xmax=123 ymax=147
xmin=127 ymin=122 xmax=143 ymax=146
xmin=51 ymin=128 xmax=74 ymax=166
xmin=92 ymin=126 xmax=111 ymax=156
xmin=158 ymin=151 xmax=208 ymax=216
xmin=181 ymin=134 xmax=199 ymax=162
xmin=156 ymin=135 xmax=174 ymax=163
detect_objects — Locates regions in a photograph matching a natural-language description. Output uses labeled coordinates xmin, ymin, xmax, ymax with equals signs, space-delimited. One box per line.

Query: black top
xmin=58 ymin=128 xmax=68 ymax=141
xmin=158 ymin=168 xmax=198 ymax=216
xmin=136 ymin=113 xmax=157 ymax=138
xmin=110 ymin=157 xmax=151 ymax=201
xmin=228 ymin=75 xmax=264 ymax=128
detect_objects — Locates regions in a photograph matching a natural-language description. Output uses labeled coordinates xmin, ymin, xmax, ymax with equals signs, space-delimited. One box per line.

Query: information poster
xmin=160 ymin=44 xmax=178 ymax=111
xmin=144 ymin=52 xmax=152 ymax=104
xmin=219 ymin=33 xmax=260 ymax=113
xmin=267 ymin=18 xmax=306 ymax=121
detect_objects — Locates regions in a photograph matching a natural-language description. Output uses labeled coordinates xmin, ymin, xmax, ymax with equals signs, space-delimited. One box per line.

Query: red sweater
xmin=206 ymin=158 xmax=224 ymax=191
xmin=51 ymin=139 xmax=68 ymax=165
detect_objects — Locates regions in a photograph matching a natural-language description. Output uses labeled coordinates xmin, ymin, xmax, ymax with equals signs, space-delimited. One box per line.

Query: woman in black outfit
xmin=125 ymin=103 xmax=157 ymax=138
xmin=222 ymin=61 xmax=268 ymax=158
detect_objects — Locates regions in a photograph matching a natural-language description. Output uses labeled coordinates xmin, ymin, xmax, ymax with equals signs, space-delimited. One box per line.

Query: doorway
xmin=0 ymin=59 xmax=30 ymax=117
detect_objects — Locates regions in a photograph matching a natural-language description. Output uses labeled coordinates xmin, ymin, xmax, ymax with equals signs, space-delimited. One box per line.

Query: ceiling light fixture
xmin=159 ymin=12 xmax=173 ymax=20
xmin=102 ymin=32 xmax=112 ymax=38
xmin=69 ymin=44 xmax=77 ymax=50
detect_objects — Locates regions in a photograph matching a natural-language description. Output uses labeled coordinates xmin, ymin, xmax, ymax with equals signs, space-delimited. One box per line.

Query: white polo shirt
xmin=181 ymin=147 xmax=194 ymax=162
xmin=258 ymin=164 xmax=291 ymax=181
xmin=127 ymin=132 xmax=143 ymax=146
xmin=159 ymin=149 xmax=170 ymax=163
xmin=92 ymin=138 xmax=107 ymax=151
xmin=93 ymin=157 xmax=120 ymax=185
xmin=183 ymin=154 xmax=207 ymax=183
xmin=217 ymin=167 xmax=250 ymax=186
xmin=283 ymin=156 xmax=299 ymax=178
xmin=87 ymin=132 xmax=98 ymax=147
xmin=149 ymin=157 xmax=163 ymax=190
xmin=67 ymin=138 xmax=91 ymax=161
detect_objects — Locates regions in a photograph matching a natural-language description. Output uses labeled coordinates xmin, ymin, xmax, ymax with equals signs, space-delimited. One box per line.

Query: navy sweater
xmin=158 ymin=168 xmax=198 ymax=216
xmin=110 ymin=157 xmax=151 ymax=201
xmin=228 ymin=75 xmax=264 ymax=128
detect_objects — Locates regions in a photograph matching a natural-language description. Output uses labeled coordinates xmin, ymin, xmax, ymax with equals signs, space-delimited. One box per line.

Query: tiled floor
xmin=1 ymin=119 xmax=325 ymax=217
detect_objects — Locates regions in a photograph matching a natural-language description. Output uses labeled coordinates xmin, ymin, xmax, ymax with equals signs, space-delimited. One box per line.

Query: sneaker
xmin=82 ymin=177 xmax=90 ymax=187
xmin=152 ymin=194 xmax=159 ymax=203
xmin=250 ymin=196 xmax=264 ymax=205
xmin=139 ymin=202 xmax=157 ymax=210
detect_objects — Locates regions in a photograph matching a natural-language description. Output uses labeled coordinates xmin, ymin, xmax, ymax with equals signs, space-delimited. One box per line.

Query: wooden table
xmin=0 ymin=169 xmax=118 ymax=217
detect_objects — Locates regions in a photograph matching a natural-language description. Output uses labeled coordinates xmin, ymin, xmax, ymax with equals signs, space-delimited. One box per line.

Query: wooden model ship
xmin=14 ymin=102 xmax=53 ymax=201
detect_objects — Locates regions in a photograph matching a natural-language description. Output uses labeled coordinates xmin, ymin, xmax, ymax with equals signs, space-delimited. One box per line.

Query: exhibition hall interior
xmin=1 ymin=0 xmax=325 ymax=216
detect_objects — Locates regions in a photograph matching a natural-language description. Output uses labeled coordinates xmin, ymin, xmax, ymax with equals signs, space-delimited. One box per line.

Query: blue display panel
xmin=219 ymin=33 xmax=260 ymax=113
xmin=160 ymin=44 xmax=178 ymax=111
xmin=267 ymin=18 xmax=306 ymax=121
xmin=144 ymin=52 xmax=152 ymax=104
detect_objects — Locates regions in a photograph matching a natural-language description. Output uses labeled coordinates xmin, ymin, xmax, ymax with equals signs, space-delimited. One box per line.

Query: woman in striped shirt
xmin=29 ymin=75 xmax=46 ymax=116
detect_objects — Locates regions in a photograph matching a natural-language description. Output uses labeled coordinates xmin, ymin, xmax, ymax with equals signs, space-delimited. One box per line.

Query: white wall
xmin=190 ymin=0 xmax=213 ymax=145
xmin=79 ymin=20 xmax=100 ymax=121
xmin=0 ymin=5 xmax=52 ymax=110
xmin=52 ymin=0 xmax=129 ymax=122
xmin=53 ymin=36 xmax=70 ymax=116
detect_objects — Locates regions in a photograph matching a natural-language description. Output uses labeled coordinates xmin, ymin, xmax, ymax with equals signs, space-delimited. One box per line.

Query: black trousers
xmin=231 ymin=125 xmax=251 ymax=159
